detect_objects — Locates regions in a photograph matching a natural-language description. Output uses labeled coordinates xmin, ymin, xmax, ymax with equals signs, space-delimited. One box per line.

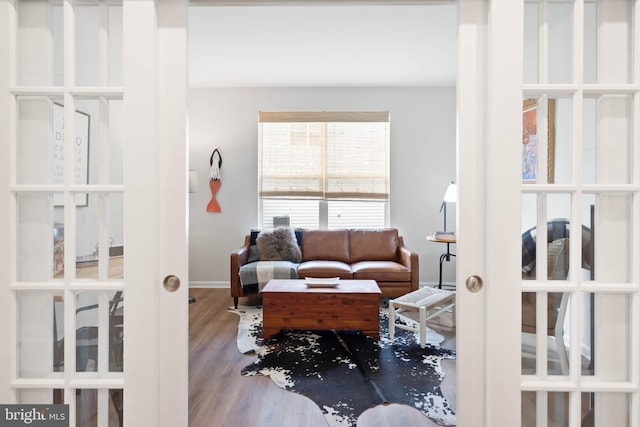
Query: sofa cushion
xmin=351 ymin=261 xmax=411 ymax=282
xmin=301 ymin=229 xmax=350 ymax=263
xmin=349 ymin=229 xmax=399 ymax=263
xmin=297 ymin=260 xmax=353 ymax=279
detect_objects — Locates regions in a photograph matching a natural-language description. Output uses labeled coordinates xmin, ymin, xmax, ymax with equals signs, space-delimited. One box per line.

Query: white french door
xmin=0 ymin=0 xmax=188 ymax=426
xmin=458 ymin=0 xmax=640 ymax=425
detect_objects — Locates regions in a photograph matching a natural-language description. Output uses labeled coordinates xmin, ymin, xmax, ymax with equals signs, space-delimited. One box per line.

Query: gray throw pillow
xmin=256 ymin=228 xmax=302 ymax=263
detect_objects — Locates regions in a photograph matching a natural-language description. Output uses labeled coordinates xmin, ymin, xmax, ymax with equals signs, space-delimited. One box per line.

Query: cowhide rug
xmin=228 ymin=305 xmax=456 ymax=427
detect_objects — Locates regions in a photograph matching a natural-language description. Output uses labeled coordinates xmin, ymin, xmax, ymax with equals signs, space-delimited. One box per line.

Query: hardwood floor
xmin=188 ymin=288 xmax=457 ymax=427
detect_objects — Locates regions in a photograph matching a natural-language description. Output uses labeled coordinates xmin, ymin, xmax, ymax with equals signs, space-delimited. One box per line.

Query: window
xmin=259 ymin=111 xmax=390 ymax=229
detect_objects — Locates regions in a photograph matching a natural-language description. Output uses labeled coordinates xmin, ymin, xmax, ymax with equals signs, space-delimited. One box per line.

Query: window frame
xmin=258 ymin=111 xmax=390 ymax=230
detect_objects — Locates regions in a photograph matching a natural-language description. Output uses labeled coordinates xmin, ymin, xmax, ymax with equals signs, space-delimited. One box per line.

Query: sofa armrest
xmin=398 ymin=236 xmax=419 ymax=292
xmin=230 ymin=235 xmax=251 ymax=298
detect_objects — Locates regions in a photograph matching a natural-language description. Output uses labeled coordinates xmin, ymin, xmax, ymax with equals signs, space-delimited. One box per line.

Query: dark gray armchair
xmin=521 ymin=219 xmax=593 ymax=374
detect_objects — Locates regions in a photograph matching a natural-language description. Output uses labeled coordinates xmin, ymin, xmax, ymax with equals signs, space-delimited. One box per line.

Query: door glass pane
xmin=17 ymin=97 xmax=63 ymax=186
xmin=75 ymin=193 xmax=124 ymax=281
xmin=583 ymin=95 xmax=633 ymax=185
xmin=522 ymin=193 xmax=537 ymax=375
xmin=109 ymin=292 xmax=124 ymax=373
xmin=592 ymin=293 xmax=631 ymax=382
xmin=523 ymin=2 xmax=573 ymax=84
xmin=76 ymin=292 xmax=100 ymax=372
xmin=75 ymin=1 xmax=123 ymax=86
xmin=522 ymin=98 xmax=561 ymax=184
xmin=17 ymin=193 xmax=64 ymax=282
xmin=523 ymin=2 xmax=538 ymax=84
xmin=584 ymin=1 xmax=632 ymax=85
xmin=74 ymin=98 xmax=124 ymax=186
xmin=581 ymin=393 xmax=630 ymax=426
xmin=547 ymin=2 xmax=572 ymax=84
xmin=522 ymin=391 xmax=573 ymax=427
xmin=522 ymin=193 xmax=537 ymax=277
xmin=549 ymin=97 xmax=572 ymax=185
xmin=593 ymin=194 xmax=632 ymax=284
xmin=76 ymin=388 xmax=123 ymax=426
xmin=583 ymin=1 xmax=597 ymax=83
xmin=17 ymin=291 xmax=61 ymax=378
xmin=521 ymin=291 xmax=537 ymax=374
xmin=547 ymin=392 xmax=570 ymax=427
xmin=521 ymin=391 xmax=536 ymax=426
xmin=581 ymin=293 xmax=595 ymax=376
xmin=581 ymin=194 xmax=596 ymax=281
xmin=17 ymin=0 xmax=63 ymax=86
xmin=16 ymin=389 xmax=65 ymax=404
xmin=75 ymin=291 xmax=124 ymax=374
xmin=547 ymin=292 xmax=569 ymax=376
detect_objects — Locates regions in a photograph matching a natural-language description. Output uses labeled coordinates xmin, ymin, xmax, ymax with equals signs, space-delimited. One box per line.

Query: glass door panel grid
xmin=9 ymin=0 xmax=124 ymax=425
xmin=522 ymin=1 xmax=640 ymax=426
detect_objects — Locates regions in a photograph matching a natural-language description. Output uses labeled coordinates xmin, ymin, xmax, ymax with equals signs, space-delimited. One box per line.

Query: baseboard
xmin=189 ymin=281 xmax=228 ymax=289
xmin=194 ymin=281 xmax=457 ymax=290
xmin=419 ymin=281 xmax=456 ymax=289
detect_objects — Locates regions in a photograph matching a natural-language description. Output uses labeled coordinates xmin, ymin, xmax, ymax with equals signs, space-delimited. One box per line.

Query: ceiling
xmin=188 ymin=3 xmax=457 ymax=87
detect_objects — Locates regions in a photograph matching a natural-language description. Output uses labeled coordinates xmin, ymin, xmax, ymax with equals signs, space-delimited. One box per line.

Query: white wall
xmin=188 ymin=87 xmax=456 ymax=287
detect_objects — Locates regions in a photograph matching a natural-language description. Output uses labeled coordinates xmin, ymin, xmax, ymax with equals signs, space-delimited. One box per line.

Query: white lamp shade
xmin=443 ymin=181 xmax=457 ymax=203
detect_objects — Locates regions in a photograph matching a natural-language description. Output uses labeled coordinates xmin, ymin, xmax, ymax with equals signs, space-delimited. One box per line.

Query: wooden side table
xmin=426 ymin=233 xmax=456 ymax=289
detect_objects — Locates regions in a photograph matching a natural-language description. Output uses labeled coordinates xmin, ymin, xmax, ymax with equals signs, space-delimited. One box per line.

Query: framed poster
xmin=53 ymin=103 xmax=90 ymax=206
xmin=522 ymin=98 xmax=555 ymax=183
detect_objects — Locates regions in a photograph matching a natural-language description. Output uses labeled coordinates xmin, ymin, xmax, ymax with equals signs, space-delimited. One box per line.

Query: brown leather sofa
xmin=230 ymin=228 xmax=419 ymax=308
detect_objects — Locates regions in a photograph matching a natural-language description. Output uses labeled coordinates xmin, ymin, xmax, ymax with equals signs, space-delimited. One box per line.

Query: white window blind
xmin=258 ymin=111 xmax=390 ymax=201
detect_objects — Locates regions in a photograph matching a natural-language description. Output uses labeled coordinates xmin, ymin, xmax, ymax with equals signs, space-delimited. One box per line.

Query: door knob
xmin=163 ymin=275 xmax=181 ymax=292
xmin=465 ymin=275 xmax=483 ymax=292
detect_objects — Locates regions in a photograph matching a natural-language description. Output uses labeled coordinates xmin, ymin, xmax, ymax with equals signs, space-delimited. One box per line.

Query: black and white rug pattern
xmin=229 ymin=305 xmax=456 ymax=427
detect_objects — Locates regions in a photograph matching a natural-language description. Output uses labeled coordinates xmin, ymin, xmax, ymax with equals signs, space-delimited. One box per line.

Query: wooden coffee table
xmin=261 ymin=279 xmax=382 ymax=339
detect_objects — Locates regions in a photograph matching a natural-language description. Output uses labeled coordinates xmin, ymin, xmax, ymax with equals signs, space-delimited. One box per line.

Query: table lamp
xmin=439 ymin=180 xmax=457 ymax=232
